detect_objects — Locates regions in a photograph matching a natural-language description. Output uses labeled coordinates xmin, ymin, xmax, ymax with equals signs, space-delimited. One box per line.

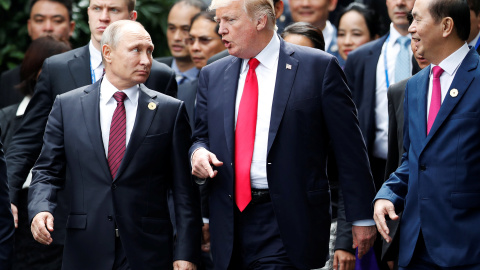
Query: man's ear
xmin=442 ymin=17 xmax=454 ymax=38
xmin=102 ymin=44 xmax=113 ymax=64
xmin=256 ymin=14 xmax=268 ymax=31
xmin=130 ymin=11 xmax=138 ymax=21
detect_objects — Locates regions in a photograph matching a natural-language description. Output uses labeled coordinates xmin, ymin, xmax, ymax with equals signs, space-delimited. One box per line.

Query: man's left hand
xmin=173 ymin=260 xmax=196 ymax=270
xmin=352 ymin=225 xmax=376 ymax=259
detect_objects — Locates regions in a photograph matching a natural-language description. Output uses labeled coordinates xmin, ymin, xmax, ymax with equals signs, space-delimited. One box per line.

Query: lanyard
xmin=90 ymin=60 xmax=97 ymax=83
xmin=475 ymin=37 xmax=480 ymax=50
xmin=383 ymin=35 xmax=391 ymax=88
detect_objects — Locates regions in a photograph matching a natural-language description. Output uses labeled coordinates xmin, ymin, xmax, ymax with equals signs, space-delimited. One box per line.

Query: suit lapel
xmin=114 ymin=85 xmax=158 ymax=181
xmin=267 ymin=41 xmax=298 ymax=154
xmin=424 ymin=50 xmax=478 ymax=145
xmin=416 ymin=67 xmax=430 ymax=139
xmin=69 ymin=45 xmax=93 ymax=88
xmin=223 ymin=58 xmax=242 ymax=161
xmin=81 ymin=81 xmax=112 ymax=181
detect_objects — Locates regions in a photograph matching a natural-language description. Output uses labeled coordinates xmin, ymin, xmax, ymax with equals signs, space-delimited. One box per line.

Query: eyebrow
xmin=32 ymin=14 xmax=67 ymax=20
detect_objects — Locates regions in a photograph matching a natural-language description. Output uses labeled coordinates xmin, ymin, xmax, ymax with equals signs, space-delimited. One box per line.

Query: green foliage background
xmin=0 ymin=0 xmax=175 ymax=73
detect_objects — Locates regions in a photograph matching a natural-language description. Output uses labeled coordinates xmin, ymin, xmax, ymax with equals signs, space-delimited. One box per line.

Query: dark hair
xmin=281 ymin=22 xmax=325 ymax=51
xmin=191 ymin=11 xmax=221 ymax=37
xmin=467 ymin=0 xmax=480 ymax=15
xmin=18 ymin=36 xmax=71 ymax=96
xmin=335 ymin=2 xmax=378 ymax=40
xmin=429 ymin=0 xmax=470 ymax=41
xmin=172 ymin=0 xmax=208 ymax=12
xmin=29 ymin=0 xmax=73 ymax=21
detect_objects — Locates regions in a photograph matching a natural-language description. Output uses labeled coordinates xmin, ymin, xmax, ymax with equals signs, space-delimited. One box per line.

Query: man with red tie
xmin=374 ymin=0 xmax=480 ymax=269
xmin=189 ymin=0 xmax=377 ymax=269
xmin=28 ymin=20 xmax=201 ymax=270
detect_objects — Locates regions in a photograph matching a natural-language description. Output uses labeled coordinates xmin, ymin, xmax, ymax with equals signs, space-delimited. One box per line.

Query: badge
xmin=286 ymin=64 xmax=292 ymax=70
xmin=148 ymin=102 xmax=156 ymax=110
xmin=450 ymin=88 xmax=458 ymax=98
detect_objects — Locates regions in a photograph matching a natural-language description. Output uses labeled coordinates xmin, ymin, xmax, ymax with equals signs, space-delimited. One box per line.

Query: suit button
xmin=228 ymin=195 xmax=232 ymax=200
xmin=108 ymin=215 xmax=113 ymax=221
xmin=420 ymin=165 xmax=426 ymax=171
xmin=112 ymin=184 xmax=117 ymax=190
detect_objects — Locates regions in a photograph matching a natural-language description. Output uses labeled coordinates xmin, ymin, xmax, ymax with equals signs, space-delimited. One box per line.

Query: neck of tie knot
xmin=397 ymin=36 xmax=411 ymax=47
xmin=432 ymin=66 xmax=444 ymax=79
xmin=248 ymin=58 xmax=260 ymax=71
xmin=113 ymin=91 xmax=127 ymax=103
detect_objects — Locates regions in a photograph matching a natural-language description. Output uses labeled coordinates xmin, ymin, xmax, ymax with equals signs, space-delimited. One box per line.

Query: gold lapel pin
xmin=148 ymin=102 xmax=156 ymax=110
xmin=450 ymin=88 xmax=458 ymax=98
xmin=286 ymin=64 xmax=292 ymax=70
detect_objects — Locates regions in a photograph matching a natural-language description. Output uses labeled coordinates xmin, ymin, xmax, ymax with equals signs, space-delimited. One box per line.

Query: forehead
xmin=190 ymin=18 xmax=217 ymax=35
xmin=168 ymin=3 xmax=200 ymax=22
xmin=412 ymin=0 xmax=429 ymax=17
xmin=31 ymin=0 xmax=69 ymax=16
xmin=90 ymin=0 xmax=129 ymax=7
xmin=120 ymin=27 xmax=153 ymax=45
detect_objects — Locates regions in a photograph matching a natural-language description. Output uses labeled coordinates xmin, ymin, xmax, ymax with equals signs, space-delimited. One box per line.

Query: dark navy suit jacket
xmin=28 ymin=82 xmax=201 ymax=269
xmin=189 ymin=38 xmax=376 ymax=270
xmin=376 ymin=48 xmax=480 ymax=267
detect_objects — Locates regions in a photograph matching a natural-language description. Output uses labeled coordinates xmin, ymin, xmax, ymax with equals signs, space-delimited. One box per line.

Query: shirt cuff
xmin=352 ymin=219 xmax=376 ymax=226
xmin=202 ymin=218 xmax=209 ymax=224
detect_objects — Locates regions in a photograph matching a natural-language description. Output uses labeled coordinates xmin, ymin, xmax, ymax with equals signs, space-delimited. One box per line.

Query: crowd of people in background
xmin=0 ymin=0 xmax=479 ymax=269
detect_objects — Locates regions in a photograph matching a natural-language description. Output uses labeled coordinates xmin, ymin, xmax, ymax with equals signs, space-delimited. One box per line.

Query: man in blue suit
xmin=190 ymin=0 xmax=377 ymax=269
xmin=28 ymin=21 xmax=201 ymax=270
xmin=374 ymin=0 xmax=480 ymax=269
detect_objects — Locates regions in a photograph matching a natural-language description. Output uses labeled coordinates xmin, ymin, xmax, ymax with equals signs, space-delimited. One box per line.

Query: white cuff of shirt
xmin=352 ymin=219 xmax=376 ymax=226
xmin=202 ymin=218 xmax=209 ymax=224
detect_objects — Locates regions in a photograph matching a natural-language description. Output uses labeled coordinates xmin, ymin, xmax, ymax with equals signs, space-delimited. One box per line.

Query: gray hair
xmin=100 ymin=20 xmax=145 ymax=49
xmin=210 ymin=0 xmax=276 ymax=30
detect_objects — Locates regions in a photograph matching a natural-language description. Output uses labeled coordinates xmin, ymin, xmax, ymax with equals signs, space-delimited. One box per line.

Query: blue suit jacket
xmin=375 ymin=48 xmax=480 ymax=267
xmin=189 ymin=38 xmax=375 ymax=270
xmin=28 ymin=82 xmax=201 ymax=269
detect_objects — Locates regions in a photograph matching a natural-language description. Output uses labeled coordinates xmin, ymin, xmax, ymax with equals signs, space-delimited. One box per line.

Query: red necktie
xmin=235 ymin=58 xmax=260 ymax=212
xmin=427 ymin=66 xmax=444 ymax=135
xmin=108 ymin=91 xmax=127 ymax=179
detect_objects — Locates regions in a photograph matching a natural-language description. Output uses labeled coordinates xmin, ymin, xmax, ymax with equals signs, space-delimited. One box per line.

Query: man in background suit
xmin=7 ymin=0 xmax=177 ymax=263
xmin=0 ymin=136 xmax=14 ymax=269
xmin=28 ymin=20 xmax=201 ymax=270
xmin=157 ymin=0 xmax=207 ymax=86
xmin=0 ymin=0 xmax=76 ymax=109
xmin=467 ymin=0 xmax=480 ymax=53
xmin=382 ymin=37 xmax=430 ymax=270
xmin=190 ymin=0 xmax=376 ymax=269
xmin=374 ymin=0 xmax=480 ymax=268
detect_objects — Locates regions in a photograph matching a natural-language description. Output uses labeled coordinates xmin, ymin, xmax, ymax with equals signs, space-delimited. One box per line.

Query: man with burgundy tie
xmin=27 ymin=20 xmax=201 ymax=270
xmin=189 ymin=0 xmax=377 ymax=269
xmin=373 ymin=0 xmax=480 ymax=269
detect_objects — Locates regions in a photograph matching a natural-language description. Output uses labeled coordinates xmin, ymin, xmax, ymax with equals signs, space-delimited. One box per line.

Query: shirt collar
xmin=171 ymin=59 xmax=200 ymax=81
xmin=241 ymin=32 xmax=280 ymax=73
xmin=322 ymin=20 xmax=334 ymax=49
xmin=389 ymin=23 xmax=411 ymax=44
xmin=89 ymin=41 xmax=103 ymax=70
xmin=100 ymin=75 xmax=139 ymax=106
xmin=431 ymin=43 xmax=470 ymax=77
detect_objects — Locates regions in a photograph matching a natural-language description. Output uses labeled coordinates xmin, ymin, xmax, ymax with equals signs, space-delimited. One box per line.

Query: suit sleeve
xmin=189 ymin=69 xmax=210 ymax=157
xmin=27 ymin=95 xmax=66 ymax=223
xmin=334 ymin=188 xmax=354 ymax=253
xmin=385 ymin=88 xmax=400 ymax=179
xmin=172 ymin=102 xmax=202 ymax=264
xmin=322 ymin=57 xmax=376 ymax=222
xmin=7 ymin=59 xmax=56 ymax=206
xmin=0 ymin=137 xmax=14 ymax=269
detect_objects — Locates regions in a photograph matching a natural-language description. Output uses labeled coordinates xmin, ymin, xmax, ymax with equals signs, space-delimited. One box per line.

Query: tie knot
xmin=432 ymin=66 xmax=444 ymax=78
xmin=397 ymin=36 xmax=411 ymax=47
xmin=248 ymin=58 xmax=260 ymax=70
xmin=113 ymin=91 xmax=127 ymax=103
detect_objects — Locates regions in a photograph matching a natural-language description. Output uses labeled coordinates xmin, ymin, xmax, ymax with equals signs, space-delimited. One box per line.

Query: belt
xmin=250 ymin=189 xmax=271 ymax=205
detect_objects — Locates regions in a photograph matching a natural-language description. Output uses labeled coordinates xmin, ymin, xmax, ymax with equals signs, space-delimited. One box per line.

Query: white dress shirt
xmin=235 ymin=33 xmax=280 ymax=190
xmin=99 ymin=76 xmax=139 ymax=157
xmin=374 ymin=24 xmax=412 ymax=160
xmin=89 ymin=41 xmax=104 ymax=83
xmin=426 ymin=43 xmax=469 ymax=120
xmin=322 ymin=20 xmax=335 ymax=52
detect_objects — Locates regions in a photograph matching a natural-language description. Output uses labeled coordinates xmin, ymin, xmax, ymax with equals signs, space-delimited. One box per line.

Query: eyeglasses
xmin=185 ymin=36 xmax=221 ymax=45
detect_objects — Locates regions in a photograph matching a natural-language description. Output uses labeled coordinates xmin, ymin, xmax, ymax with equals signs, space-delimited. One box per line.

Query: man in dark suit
xmin=0 ymin=0 xmax=76 ymax=109
xmin=28 ymin=20 xmax=201 ymax=270
xmin=7 ymin=0 xmax=177 ymax=260
xmin=467 ymin=0 xmax=480 ymax=53
xmin=374 ymin=0 xmax=480 ymax=268
xmin=0 ymin=136 xmax=14 ymax=269
xmin=382 ymin=39 xmax=430 ymax=270
xmin=189 ymin=0 xmax=377 ymax=269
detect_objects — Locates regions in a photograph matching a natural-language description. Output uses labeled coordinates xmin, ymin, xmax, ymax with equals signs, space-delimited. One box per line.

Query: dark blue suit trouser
xmin=228 ymin=201 xmax=297 ymax=270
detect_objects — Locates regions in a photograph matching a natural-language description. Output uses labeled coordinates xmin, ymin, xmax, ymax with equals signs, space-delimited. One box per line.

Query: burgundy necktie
xmin=235 ymin=58 xmax=260 ymax=212
xmin=427 ymin=66 xmax=444 ymax=135
xmin=108 ymin=91 xmax=127 ymax=179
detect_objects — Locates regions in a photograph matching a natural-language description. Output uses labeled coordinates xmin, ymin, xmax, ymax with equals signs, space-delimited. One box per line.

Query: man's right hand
xmin=31 ymin=211 xmax=54 ymax=245
xmin=11 ymin=203 xmax=18 ymax=228
xmin=373 ymin=199 xmax=399 ymax=243
xmin=191 ymin=148 xmax=223 ymax=179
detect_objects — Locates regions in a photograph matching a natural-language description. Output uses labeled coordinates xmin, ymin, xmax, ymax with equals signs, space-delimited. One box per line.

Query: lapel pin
xmin=286 ymin=64 xmax=292 ymax=70
xmin=450 ymin=88 xmax=458 ymax=98
xmin=148 ymin=102 xmax=156 ymax=110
